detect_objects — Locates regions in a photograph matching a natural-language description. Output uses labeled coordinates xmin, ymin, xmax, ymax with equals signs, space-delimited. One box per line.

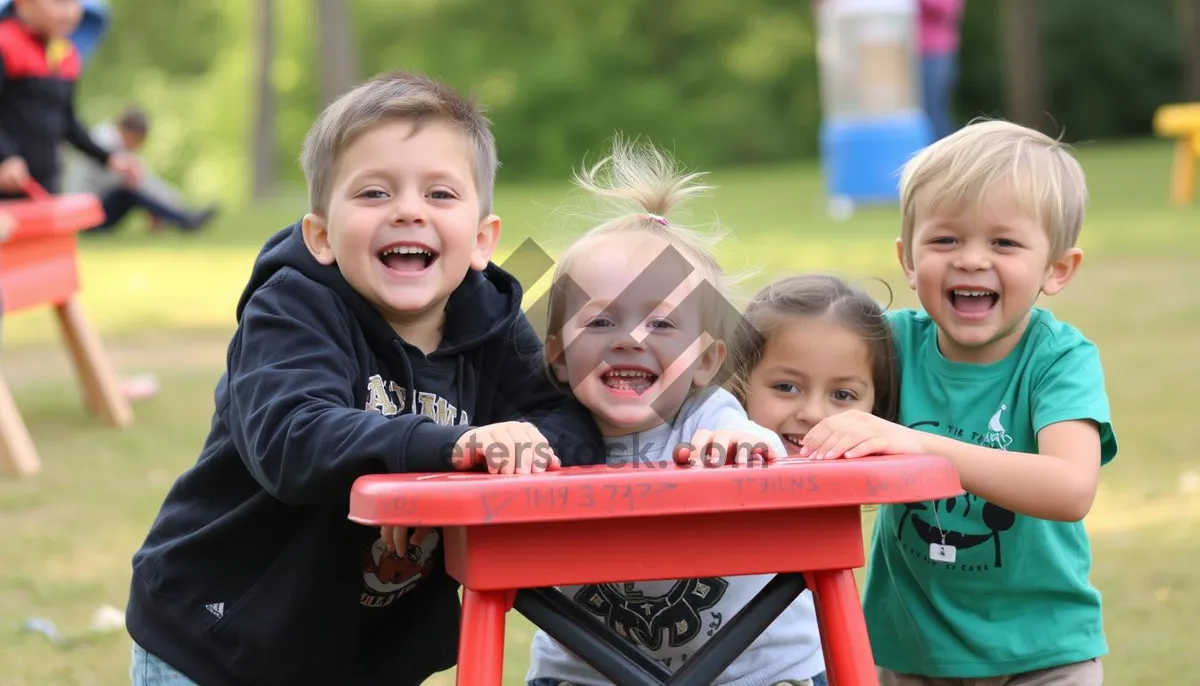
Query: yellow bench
xmin=1153 ymin=103 xmax=1200 ymax=206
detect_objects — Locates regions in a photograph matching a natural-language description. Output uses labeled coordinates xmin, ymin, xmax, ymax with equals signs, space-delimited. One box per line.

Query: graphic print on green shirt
xmin=862 ymin=307 xmax=1118 ymax=678
xmin=891 ymin=402 xmax=1021 ymax=571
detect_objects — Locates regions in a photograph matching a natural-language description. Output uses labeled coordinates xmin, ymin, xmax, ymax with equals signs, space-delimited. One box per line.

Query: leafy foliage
xmin=71 ymin=0 xmax=1192 ymax=206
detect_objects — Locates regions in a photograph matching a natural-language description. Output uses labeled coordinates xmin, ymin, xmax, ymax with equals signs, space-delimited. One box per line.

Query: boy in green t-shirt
xmin=798 ymin=119 xmax=1117 ymax=685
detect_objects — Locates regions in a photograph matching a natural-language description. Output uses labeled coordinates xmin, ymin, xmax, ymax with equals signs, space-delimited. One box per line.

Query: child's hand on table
xmin=799 ymin=409 xmax=925 ymax=460
xmin=451 ymin=421 xmax=562 ymax=474
xmin=381 ymin=422 xmax=562 ymax=551
xmin=673 ymin=429 xmax=782 ymax=467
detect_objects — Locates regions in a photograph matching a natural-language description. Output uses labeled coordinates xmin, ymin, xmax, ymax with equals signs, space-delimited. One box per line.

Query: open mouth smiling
xmin=601 ymin=367 xmax=658 ymax=396
xmin=781 ymin=434 xmax=806 ymax=454
xmin=947 ymin=288 xmax=999 ymax=318
xmin=379 ymin=243 xmax=438 ymax=272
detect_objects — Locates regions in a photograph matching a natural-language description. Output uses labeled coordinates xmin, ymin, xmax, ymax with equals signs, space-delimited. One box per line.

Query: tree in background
xmin=70 ymin=0 xmax=1199 ymax=208
xmin=317 ymin=0 xmax=357 ymax=106
xmin=1181 ymin=0 xmax=1200 ymax=100
xmin=252 ymin=0 xmax=275 ymax=201
xmin=999 ymin=0 xmax=1045 ymax=132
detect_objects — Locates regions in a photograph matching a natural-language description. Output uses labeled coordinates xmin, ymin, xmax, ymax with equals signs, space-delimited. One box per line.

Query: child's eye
xmin=584 ymin=316 xmax=614 ymax=329
xmin=646 ymin=317 xmax=675 ymax=330
xmin=994 ymin=238 xmax=1021 ymax=249
xmin=429 ymin=189 xmax=457 ymax=201
xmin=361 ymin=189 xmax=388 ymax=200
xmin=772 ymin=383 xmax=799 ymax=394
xmin=929 ymin=237 xmax=956 ymax=245
xmin=832 ymin=389 xmax=858 ymax=403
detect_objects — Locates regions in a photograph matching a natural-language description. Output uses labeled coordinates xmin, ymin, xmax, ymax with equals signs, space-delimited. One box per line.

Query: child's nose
xmin=390 ymin=192 xmax=427 ymax=225
xmin=953 ymin=244 xmax=992 ymax=270
xmin=610 ymin=330 xmax=645 ymax=351
xmin=794 ymin=397 xmax=827 ymax=424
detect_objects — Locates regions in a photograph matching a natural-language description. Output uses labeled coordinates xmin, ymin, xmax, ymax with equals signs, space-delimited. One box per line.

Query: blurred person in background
xmin=918 ymin=0 xmax=965 ymax=140
xmin=0 ymin=0 xmax=140 ymax=196
xmin=0 ymin=0 xmax=158 ymax=401
xmin=66 ymin=105 xmax=220 ymax=234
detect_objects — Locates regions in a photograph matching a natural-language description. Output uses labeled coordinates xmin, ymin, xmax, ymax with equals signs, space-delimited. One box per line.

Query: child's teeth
xmin=604 ymin=369 xmax=655 ymax=391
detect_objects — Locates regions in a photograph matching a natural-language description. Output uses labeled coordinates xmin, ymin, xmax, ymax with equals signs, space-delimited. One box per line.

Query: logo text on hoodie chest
xmin=364 ymin=374 xmax=470 ymax=426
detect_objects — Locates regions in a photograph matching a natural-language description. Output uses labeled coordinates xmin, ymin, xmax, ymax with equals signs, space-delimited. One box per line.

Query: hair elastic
xmin=640 ymin=213 xmax=669 ymax=226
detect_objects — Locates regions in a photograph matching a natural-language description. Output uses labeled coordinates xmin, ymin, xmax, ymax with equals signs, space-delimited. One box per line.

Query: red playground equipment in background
xmin=350 ymin=453 xmax=963 ymax=686
xmin=0 ymin=178 xmax=132 ymax=477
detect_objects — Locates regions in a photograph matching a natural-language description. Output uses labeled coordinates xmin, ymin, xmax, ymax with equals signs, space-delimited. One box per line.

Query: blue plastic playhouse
xmin=815 ymin=0 xmax=932 ymax=219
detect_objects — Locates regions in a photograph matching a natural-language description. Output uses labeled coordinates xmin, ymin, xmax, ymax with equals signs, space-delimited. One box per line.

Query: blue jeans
xmin=920 ymin=52 xmax=958 ymax=141
xmin=130 ymin=642 xmax=199 ymax=685
xmin=529 ymin=673 xmax=827 ymax=686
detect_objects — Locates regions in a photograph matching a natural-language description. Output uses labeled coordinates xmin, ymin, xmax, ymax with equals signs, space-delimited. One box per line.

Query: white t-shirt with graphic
xmin=525 ymin=388 xmax=827 ymax=686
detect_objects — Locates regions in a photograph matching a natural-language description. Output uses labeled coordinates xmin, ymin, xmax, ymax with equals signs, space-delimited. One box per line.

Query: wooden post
xmin=1170 ymin=137 xmax=1197 ymax=207
xmin=0 ymin=370 xmax=40 ymax=476
xmin=54 ymin=297 xmax=133 ymax=428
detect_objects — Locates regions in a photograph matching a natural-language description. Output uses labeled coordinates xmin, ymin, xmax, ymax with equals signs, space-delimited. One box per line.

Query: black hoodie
xmin=125 ymin=221 xmax=604 ymax=686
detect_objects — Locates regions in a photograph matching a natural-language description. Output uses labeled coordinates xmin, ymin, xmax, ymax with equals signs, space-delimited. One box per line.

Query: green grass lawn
xmin=0 ymin=138 xmax=1197 ymax=685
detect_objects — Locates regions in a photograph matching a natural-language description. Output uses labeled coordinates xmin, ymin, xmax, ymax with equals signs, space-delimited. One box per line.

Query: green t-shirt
xmin=863 ymin=307 xmax=1118 ymax=678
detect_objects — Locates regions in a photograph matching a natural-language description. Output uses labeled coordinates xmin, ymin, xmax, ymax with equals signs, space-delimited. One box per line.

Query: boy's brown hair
xmin=299 ymin=71 xmax=498 ymax=218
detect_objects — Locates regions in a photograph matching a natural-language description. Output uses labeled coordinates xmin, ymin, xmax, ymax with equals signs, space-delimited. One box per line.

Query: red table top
xmin=0 ymin=193 xmax=104 ymax=242
xmin=349 ymin=454 xmax=962 ymax=527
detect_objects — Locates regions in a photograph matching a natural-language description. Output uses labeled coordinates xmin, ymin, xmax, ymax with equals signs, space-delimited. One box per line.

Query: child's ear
xmin=545 ymin=334 xmax=569 ymax=384
xmin=302 ymin=213 xmax=335 ymax=265
xmin=1041 ymin=247 xmax=1083 ymax=296
xmin=691 ymin=339 xmax=728 ymax=388
xmin=470 ymin=214 xmax=502 ymax=271
xmin=896 ymin=238 xmax=916 ymax=290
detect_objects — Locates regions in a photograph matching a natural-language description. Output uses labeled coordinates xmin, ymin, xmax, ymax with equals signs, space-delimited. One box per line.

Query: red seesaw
xmin=0 ymin=179 xmax=132 ymax=477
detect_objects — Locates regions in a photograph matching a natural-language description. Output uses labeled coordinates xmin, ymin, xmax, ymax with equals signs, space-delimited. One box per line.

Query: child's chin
xmin=598 ymin=409 xmax=661 ymax=431
xmin=378 ymin=291 xmax=445 ymax=315
xmin=942 ymin=329 xmax=998 ymax=349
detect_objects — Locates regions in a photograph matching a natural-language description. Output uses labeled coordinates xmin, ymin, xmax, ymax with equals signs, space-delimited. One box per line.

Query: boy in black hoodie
xmin=124 ymin=71 xmax=605 ymax=686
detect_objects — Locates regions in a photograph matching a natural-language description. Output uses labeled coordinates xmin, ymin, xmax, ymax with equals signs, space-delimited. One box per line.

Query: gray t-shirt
xmin=525 ymin=387 xmax=826 ymax=685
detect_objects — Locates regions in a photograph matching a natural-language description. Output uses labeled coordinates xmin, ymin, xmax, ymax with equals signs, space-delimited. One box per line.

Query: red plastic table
xmin=349 ymin=454 xmax=962 ymax=686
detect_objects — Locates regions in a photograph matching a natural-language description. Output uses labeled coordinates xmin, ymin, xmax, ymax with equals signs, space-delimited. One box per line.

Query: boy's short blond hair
xmin=299 ymin=71 xmax=498 ymax=218
xmin=898 ymin=119 xmax=1088 ymax=267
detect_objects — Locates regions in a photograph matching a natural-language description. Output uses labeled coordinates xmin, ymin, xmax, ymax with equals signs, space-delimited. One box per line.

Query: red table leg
xmin=809 ymin=569 xmax=879 ymax=686
xmin=457 ymin=588 xmax=508 ymax=685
